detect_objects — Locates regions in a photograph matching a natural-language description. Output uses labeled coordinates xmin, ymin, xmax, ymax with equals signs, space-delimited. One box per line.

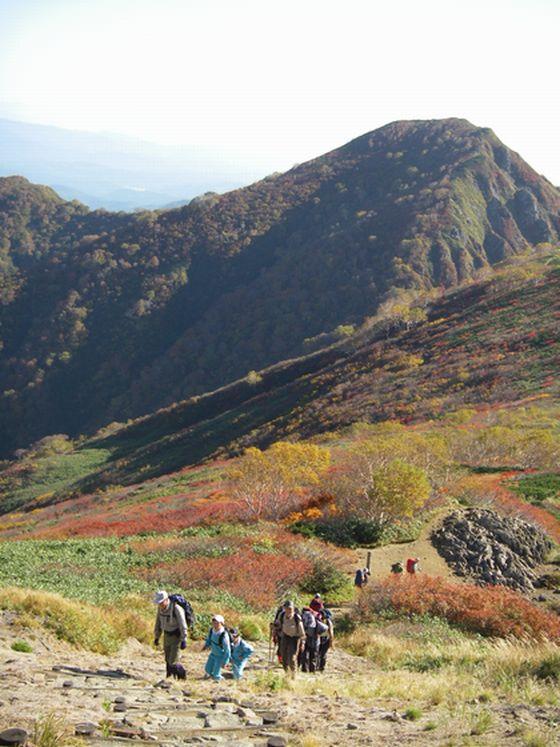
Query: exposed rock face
xmin=432 ymin=509 xmax=552 ymax=592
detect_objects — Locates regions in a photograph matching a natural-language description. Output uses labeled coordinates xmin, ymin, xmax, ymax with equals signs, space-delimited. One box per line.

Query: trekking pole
xmin=267 ymin=625 xmax=273 ymax=670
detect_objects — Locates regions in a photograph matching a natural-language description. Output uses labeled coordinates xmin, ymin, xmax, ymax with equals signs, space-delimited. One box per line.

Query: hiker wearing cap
xmin=229 ymin=628 xmax=254 ymax=680
xmin=153 ymin=590 xmax=188 ymax=679
xmin=273 ymin=600 xmax=305 ymax=676
xmin=203 ymin=615 xmax=231 ymax=681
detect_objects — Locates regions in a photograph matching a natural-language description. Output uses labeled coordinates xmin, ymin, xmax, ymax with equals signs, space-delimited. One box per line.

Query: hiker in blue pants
xmin=229 ymin=628 xmax=254 ymax=680
xmin=203 ymin=614 xmax=231 ymax=681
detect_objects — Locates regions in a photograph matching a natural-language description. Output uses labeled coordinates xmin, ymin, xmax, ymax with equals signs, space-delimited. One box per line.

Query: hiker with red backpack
xmin=309 ymin=593 xmax=323 ymax=613
xmin=153 ymin=589 xmax=190 ymax=680
xmin=203 ymin=614 xmax=231 ymax=682
xmin=406 ymin=558 xmax=420 ymax=574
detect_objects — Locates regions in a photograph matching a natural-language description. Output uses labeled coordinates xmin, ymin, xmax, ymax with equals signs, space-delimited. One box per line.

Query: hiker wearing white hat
xmin=153 ymin=589 xmax=188 ymax=679
xmin=203 ymin=614 xmax=231 ymax=681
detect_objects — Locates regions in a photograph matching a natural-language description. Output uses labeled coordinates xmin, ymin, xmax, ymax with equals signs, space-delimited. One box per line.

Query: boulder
xmin=0 ymin=730 xmax=28 ymax=746
xmin=432 ymin=509 xmax=552 ymax=592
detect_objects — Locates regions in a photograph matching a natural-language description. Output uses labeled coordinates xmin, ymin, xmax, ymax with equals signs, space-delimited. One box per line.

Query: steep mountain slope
xmin=1 ymin=118 xmax=559 ymax=455
xmin=1 ymin=251 xmax=558 ymax=520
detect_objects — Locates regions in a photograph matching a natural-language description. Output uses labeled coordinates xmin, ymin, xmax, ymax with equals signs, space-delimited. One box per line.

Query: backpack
xmin=302 ymin=609 xmax=317 ymax=633
xmin=207 ymin=627 xmax=232 ymax=651
xmin=391 ymin=562 xmax=404 ymax=574
xmin=321 ymin=607 xmax=334 ymax=628
xmin=169 ymin=594 xmax=196 ymax=629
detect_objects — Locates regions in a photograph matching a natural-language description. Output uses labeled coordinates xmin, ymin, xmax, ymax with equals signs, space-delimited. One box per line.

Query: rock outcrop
xmin=432 ymin=509 xmax=552 ymax=592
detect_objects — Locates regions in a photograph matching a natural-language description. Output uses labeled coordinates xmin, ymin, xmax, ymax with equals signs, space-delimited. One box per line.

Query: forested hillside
xmin=1 ymin=118 xmax=559 ymax=455
xmin=1 ymin=249 xmax=558 ymax=514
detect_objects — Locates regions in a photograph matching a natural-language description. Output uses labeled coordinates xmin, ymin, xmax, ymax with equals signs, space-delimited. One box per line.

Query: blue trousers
xmin=231 ymin=658 xmax=249 ymax=680
xmin=205 ymin=652 xmax=229 ymax=681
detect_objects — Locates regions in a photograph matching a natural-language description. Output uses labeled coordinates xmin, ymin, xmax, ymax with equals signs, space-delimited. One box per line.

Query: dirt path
xmin=0 ymin=615 xmax=432 ymax=746
xmin=347 ymin=517 xmax=453 ymax=583
xmin=1 ymin=611 xmax=558 ymax=745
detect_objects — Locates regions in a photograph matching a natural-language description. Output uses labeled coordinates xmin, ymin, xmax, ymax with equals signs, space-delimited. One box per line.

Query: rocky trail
xmin=2 ymin=608 xmax=560 ymax=745
xmin=0 ymin=617 xmax=434 ymax=746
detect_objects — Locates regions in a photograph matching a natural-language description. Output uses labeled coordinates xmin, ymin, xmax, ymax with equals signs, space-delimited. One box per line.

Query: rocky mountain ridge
xmin=0 ymin=118 xmax=559 ymax=456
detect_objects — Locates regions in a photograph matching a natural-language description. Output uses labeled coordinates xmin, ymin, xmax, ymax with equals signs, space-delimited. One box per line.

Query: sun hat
xmin=153 ymin=590 xmax=169 ymax=604
xmin=282 ymin=600 xmax=295 ymax=609
xmin=212 ymin=614 xmax=225 ymax=624
xmin=229 ymin=627 xmax=240 ymax=637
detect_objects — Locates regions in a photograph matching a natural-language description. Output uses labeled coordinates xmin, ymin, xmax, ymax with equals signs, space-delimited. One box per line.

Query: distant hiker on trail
xmin=317 ymin=606 xmax=335 ymax=672
xmin=229 ymin=628 xmax=254 ymax=680
xmin=406 ymin=557 xmax=420 ymax=574
xmin=299 ymin=606 xmax=328 ymax=673
xmin=273 ymin=600 xmax=305 ymax=677
xmin=153 ymin=590 xmax=188 ymax=680
xmin=363 ymin=567 xmax=371 ymax=586
xmin=391 ymin=561 xmax=404 ymax=575
xmin=203 ymin=615 xmax=231 ymax=682
xmin=354 ymin=568 xmax=365 ymax=589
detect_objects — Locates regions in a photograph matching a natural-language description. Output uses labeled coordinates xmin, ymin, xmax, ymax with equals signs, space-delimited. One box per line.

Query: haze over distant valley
xmin=0 ymin=118 xmax=263 ymax=210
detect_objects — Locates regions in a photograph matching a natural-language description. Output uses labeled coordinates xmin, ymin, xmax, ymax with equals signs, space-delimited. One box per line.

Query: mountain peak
xmin=0 ymin=119 xmax=558 ymax=455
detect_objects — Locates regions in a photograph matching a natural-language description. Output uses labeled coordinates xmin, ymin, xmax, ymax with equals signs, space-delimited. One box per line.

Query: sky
xmin=0 ymin=0 xmax=559 ymax=184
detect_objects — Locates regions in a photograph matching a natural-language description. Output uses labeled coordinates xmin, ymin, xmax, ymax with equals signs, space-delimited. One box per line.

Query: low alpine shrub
xmin=11 ymin=639 xmax=33 ymax=653
xmin=291 ymin=517 xmax=383 ymax=548
xmin=356 ymin=576 xmax=560 ymax=641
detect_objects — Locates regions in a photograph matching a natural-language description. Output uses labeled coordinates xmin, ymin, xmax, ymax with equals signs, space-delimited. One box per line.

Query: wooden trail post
xmin=366 ymin=551 xmax=372 ymax=572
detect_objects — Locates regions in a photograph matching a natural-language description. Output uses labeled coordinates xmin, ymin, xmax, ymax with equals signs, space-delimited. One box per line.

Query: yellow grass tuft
xmin=0 ymin=587 xmax=152 ymax=654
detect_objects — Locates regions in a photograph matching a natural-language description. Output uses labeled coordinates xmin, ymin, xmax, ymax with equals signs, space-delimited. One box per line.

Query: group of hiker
xmin=354 ymin=558 xmax=421 ymax=587
xmin=152 ymin=590 xmax=335 ymax=682
xmin=272 ymin=594 xmax=334 ymax=676
xmin=390 ymin=557 xmax=421 ymax=575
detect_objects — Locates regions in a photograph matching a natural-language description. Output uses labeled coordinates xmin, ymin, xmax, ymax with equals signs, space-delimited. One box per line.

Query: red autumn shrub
xmin=358 ymin=575 xmax=560 ymax=641
xmin=138 ymin=548 xmax=312 ymax=610
xmin=29 ymin=501 xmax=241 ymax=539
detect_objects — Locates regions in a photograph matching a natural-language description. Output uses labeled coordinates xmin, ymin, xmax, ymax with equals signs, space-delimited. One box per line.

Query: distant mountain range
xmin=0 ymin=117 xmax=558 ymax=456
xmin=0 ymin=118 xmax=254 ymax=210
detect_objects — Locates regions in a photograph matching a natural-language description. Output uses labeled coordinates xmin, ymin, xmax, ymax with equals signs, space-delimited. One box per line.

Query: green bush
xmin=402 ymin=653 xmax=451 ymax=672
xmin=291 ymin=517 xmax=383 ymax=548
xmin=300 ymin=560 xmax=354 ymax=603
xmin=238 ymin=616 xmax=265 ymax=641
xmin=334 ymin=613 xmax=356 ymax=635
xmin=510 ymin=473 xmax=560 ymax=503
xmin=531 ymin=654 xmax=560 ymax=681
xmin=11 ymin=639 xmax=33 ymax=653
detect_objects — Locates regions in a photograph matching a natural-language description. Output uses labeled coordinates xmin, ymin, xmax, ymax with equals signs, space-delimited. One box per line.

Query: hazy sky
xmin=1 ymin=0 xmax=559 ymax=183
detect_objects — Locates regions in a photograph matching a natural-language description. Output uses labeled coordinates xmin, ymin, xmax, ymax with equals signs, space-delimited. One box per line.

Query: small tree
xmin=227 ymin=441 xmax=331 ymax=520
xmin=334 ymin=458 xmax=431 ymax=529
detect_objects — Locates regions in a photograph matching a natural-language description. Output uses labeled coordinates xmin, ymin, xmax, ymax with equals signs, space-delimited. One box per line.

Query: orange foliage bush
xmin=358 ymin=575 xmax=560 ymax=641
xmin=138 ymin=548 xmax=313 ymax=610
xmin=30 ymin=502 xmax=240 ymax=539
